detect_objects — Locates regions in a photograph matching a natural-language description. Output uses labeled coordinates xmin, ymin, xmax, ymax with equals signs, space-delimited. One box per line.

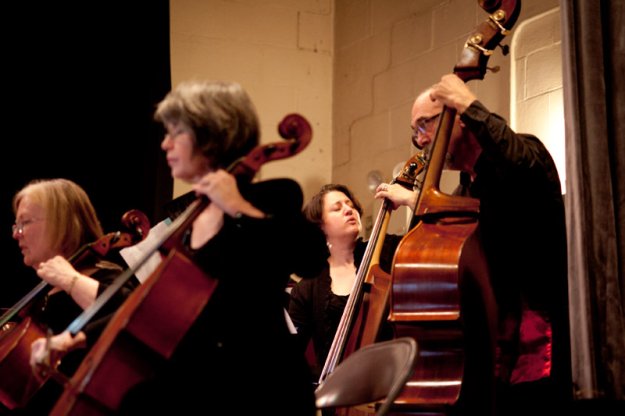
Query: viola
xmin=0 ymin=210 xmax=149 ymax=410
xmin=388 ymin=1 xmax=521 ymax=414
xmin=49 ymin=114 xmax=313 ymax=415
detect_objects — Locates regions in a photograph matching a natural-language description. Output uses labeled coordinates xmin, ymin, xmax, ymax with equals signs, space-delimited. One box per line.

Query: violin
xmin=49 ymin=114 xmax=313 ymax=415
xmin=388 ymin=1 xmax=521 ymax=414
xmin=0 ymin=210 xmax=149 ymax=410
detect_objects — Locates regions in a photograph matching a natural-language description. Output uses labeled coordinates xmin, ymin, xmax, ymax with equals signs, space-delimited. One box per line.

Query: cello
xmin=389 ymin=1 xmax=521 ymax=414
xmin=49 ymin=114 xmax=313 ymax=415
xmin=318 ymin=151 xmax=427 ymax=388
xmin=0 ymin=210 xmax=149 ymax=410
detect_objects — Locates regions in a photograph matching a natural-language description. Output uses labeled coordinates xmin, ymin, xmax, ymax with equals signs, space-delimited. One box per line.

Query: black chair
xmin=315 ymin=337 xmax=418 ymax=416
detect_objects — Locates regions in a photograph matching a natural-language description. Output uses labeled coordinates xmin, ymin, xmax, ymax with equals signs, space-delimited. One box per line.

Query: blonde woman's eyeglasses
xmin=12 ymin=218 xmax=43 ymax=235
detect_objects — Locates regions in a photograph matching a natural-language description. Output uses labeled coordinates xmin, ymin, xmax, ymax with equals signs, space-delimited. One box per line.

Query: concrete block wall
xmin=169 ymin=0 xmax=334 ymax=202
xmin=166 ymin=0 xmax=560 ymax=234
xmin=511 ymin=7 xmax=564 ymax=192
xmin=333 ymin=0 xmax=559 ymax=235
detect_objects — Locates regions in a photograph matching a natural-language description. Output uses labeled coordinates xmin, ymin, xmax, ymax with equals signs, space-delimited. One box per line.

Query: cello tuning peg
xmin=498 ymin=43 xmax=509 ymax=55
xmin=487 ymin=65 xmax=501 ymax=73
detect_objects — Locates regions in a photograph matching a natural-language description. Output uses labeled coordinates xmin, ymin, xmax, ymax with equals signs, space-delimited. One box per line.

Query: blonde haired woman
xmin=7 ymin=178 xmax=137 ymax=414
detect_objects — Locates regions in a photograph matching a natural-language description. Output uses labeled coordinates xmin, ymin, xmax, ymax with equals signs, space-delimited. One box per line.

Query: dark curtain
xmin=561 ymin=0 xmax=625 ymax=401
xmin=2 ymin=1 xmax=172 ymax=307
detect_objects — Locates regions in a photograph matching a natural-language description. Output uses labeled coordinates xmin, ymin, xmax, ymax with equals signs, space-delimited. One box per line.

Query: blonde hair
xmin=13 ymin=179 xmax=104 ymax=257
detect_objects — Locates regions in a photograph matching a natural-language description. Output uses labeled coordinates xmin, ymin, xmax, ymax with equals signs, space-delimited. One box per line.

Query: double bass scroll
xmin=389 ymin=1 xmax=521 ymax=414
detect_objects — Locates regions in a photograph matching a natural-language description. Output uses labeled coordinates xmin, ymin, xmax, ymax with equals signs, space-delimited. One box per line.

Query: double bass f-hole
xmin=389 ymin=1 xmax=521 ymax=415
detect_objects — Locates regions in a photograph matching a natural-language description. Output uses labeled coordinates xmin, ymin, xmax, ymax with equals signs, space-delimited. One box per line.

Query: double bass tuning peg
xmin=497 ymin=43 xmax=510 ymax=56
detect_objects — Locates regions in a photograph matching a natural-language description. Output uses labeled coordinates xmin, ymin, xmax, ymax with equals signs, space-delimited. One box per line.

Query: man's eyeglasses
xmin=12 ymin=218 xmax=42 ymax=235
xmin=416 ymin=113 xmax=441 ymax=135
xmin=411 ymin=112 xmax=441 ymax=148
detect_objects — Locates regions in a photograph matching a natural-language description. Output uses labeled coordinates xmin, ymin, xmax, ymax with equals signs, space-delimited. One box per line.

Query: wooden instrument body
xmin=324 ymin=158 xmax=426 ymax=416
xmin=343 ymin=264 xmax=393 ymax=359
xmin=50 ymin=114 xmax=313 ymax=415
xmin=381 ymin=1 xmax=521 ymax=413
xmin=319 ymin=154 xmax=426 ymax=389
xmin=390 ymin=210 xmax=497 ymax=414
xmin=0 ymin=210 xmax=149 ymax=411
xmin=51 ymin=250 xmax=216 ymax=415
xmin=0 ymin=316 xmax=46 ymax=409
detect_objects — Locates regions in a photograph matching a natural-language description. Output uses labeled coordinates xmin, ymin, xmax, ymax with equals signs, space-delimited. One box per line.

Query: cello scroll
xmin=50 ymin=113 xmax=314 ymax=415
xmin=230 ymin=113 xmax=312 ymax=181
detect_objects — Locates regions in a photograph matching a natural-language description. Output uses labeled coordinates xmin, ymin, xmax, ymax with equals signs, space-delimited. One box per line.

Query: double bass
xmin=319 ymin=151 xmax=427 ymax=387
xmin=389 ymin=1 xmax=521 ymax=415
xmin=0 ymin=210 xmax=149 ymax=410
xmin=49 ymin=114 xmax=313 ymax=415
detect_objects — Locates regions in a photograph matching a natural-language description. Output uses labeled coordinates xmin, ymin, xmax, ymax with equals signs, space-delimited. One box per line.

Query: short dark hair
xmin=154 ymin=80 xmax=259 ymax=169
xmin=303 ymin=184 xmax=363 ymax=227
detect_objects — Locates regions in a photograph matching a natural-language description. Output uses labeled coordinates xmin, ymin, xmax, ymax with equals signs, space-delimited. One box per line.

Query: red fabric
xmin=496 ymin=306 xmax=552 ymax=384
xmin=510 ymin=308 xmax=552 ymax=383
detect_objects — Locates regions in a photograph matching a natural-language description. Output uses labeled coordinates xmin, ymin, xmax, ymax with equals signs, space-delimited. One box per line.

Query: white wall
xmin=511 ymin=7 xmax=565 ymax=192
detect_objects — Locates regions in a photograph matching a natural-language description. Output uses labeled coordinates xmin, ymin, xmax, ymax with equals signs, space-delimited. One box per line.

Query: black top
xmin=36 ymin=264 xmax=137 ymax=337
xmin=461 ymin=101 xmax=570 ymax=400
xmin=18 ymin=262 xmax=138 ymax=415
xmin=288 ymin=234 xmax=402 ymax=380
xmin=120 ymin=178 xmax=328 ymax=416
